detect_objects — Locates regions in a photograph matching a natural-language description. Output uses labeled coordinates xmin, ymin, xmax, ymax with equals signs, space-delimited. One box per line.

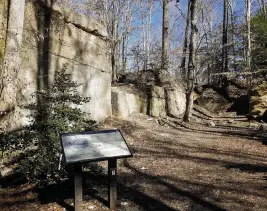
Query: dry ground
xmin=1 ymin=113 xmax=267 ymax=211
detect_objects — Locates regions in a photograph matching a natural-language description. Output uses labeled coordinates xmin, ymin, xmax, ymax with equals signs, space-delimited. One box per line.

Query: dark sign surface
xmin=60 ymin=130 xmax=132 ymax=163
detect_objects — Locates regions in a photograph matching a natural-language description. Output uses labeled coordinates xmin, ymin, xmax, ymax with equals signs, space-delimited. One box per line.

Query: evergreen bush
xmin=16 ymin=64 xmax=96 ymax=184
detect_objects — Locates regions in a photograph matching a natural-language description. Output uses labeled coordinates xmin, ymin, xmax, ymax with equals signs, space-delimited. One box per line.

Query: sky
xmin=141 ymin=0 xmax=260 ymax=47
xmin=60 ymin=0 xmax=262 ymax=66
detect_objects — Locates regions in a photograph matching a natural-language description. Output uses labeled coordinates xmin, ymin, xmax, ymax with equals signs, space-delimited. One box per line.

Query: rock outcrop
xmin=226 ymin=84 xmax=247 ymax=100
xmin=196 ymin=88 xmax=230 ymax=113
xmin=250 ymin=82 xmax=267 ymax=121
xmin=0 ymin=0 xmax=111 ymax=131
xmin=166 ymin=86 xmax=186 ymax=117
xmin=111 ymin=86 xmax=147 ymax=118
xmin=111 ymin=84 xmax=186 ymax=119
xmin=0 ymin=0 xmax=7 ymax=62
xmin=150 ymin=86 xmax=166 ymax=118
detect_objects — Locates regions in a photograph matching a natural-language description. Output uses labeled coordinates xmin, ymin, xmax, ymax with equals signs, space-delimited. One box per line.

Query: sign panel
xmin=60 ymin=130 xmax=132 ymax=163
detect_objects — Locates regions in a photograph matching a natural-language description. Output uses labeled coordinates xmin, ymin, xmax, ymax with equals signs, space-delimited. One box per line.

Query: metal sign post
xmin=74 ymin=164 xmax=83 ymax=211
xmin=108 ymin=159 xmax=117 ymax=210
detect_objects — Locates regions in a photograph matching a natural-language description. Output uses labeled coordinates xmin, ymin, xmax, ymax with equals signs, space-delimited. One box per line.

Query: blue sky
xmin=141 ymin=0 xmax=260 ymax=47
xmin=65 ymin=0 xmax=261 ymax=51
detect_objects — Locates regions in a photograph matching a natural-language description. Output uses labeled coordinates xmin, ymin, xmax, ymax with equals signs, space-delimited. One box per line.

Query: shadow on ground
xmin=225 ymin=163 xmax=267 ymax=173
xmin=0 ymin=171 xmax=182 ymax=211
xmin=2 ymin=117 xmax=267 ymax=211
xmin=0 ymin=163 xmax=232 ymax=211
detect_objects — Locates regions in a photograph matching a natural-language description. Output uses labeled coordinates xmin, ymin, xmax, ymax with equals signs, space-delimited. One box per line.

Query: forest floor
xmin=1 ymin=113 xmax=267 ymax=211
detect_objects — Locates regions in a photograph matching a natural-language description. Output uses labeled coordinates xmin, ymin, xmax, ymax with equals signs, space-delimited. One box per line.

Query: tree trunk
xmin=183 ymin=0 xmax=198 ymax=123
xmin=157 ymin=0 xmax=168 ymax=84
xmin=258 ymin=0 xmax=266 ymax=18
xmin=121 ymin=0 xmax=131 ymax=73
xmin=246 ymin=0 xmax=251 ymax=73
xmin=222 ymin=0 xmax=228 ymax=74
xmin=229 ymin=0 xmax=237 ymax=72
xmin=141 ymin=1 xmax=146 ymax=71
xmin=180 ymin=0 xmax=191 ymax=78
xmin=145 ymin=1 xmax=152 ymax=71
xmin=111 ymin=1 xmax=119 ymax=83
xmin=246 ymin=0 xmax=252 ymax=113
xmin=121 ymin=35 xmax=126 ymax=73
xmin=262 ymin=0 xmax=267 ymax=18
xmin=0 ymin=0 xmax=25 ymax=114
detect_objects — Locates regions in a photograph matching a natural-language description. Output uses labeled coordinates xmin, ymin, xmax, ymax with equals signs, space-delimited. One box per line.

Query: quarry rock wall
xmin=0 ymin=0 xmax=111 ymax=130
xmin=111 ymin=85 xmax=186 ymax=118
xmin=111 ymin=87 xmax=147 ymax=118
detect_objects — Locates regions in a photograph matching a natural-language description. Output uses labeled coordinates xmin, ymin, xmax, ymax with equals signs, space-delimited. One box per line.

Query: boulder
xmin=0 ymin=167 xmax=13 ymax=177
xmin=259 ymin=123 xmax=267 ymax=131
xmin=227 ymin=77 xmax=247 ymax=89
xmin=249 ymin=82 xmax=267 ymax=121
xmin=150 ymin=86 xmax=166 ymax=118
xmin=196 ymin=88 xmax=230 ymax=113
xmin=166 ymin=86 xmax=186 ymax=117
xmin=111 ymin=87 xmax=147 ymax=118
xmin=226 ymin=84 xmax=247 ymax=100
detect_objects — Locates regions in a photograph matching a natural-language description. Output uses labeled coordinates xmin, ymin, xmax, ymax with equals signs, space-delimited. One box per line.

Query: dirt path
xmin=103 ymin=114 xmax=267 ymax=211
xmin=1 ymin=113 xmax=267 ymax=211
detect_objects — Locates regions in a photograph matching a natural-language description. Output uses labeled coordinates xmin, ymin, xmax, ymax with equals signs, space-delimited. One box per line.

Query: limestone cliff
xmin=1 ymin=0 xmax=111 ymax=131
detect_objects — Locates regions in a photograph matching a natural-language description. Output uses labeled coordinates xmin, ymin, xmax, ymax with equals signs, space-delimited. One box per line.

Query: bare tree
xmin=246 ymin=0 xmax=252 ymax=112
xmin=262 ymin=0 xmax=266 ymax=18
xmin=121 ymin=0 xmax=132 ymax=73
xmin=180 ymin=0 xmax=191 ymax=78
xmin=110 ymin=1 xmax=120 ymax=82
xmin=229 ymin=0 xmax=237 ymax=71
xmin=245 ymin=0 xmax=251 ymax=73
xmin=257 ymin=0 xmax=266 ymax=18
xmin=222 ymin=0 xmax=229 ymax=74
xmin=183 ymin=0 xmax=198 ymax=122
xmin=157 ymin=0 xmax=169 ymax=84
xmin=144 ymin=0 xmax=153 ymax=71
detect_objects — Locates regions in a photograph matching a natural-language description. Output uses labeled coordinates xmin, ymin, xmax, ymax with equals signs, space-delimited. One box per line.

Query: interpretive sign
xmin=60 ymin=129 xmax=132 ymax=211
xmin=60 ymin=129 xmax=132 ymax=164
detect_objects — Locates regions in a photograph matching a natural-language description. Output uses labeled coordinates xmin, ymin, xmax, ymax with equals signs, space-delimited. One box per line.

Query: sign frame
xmin=60 ymin=129 xmax=133 ymax=164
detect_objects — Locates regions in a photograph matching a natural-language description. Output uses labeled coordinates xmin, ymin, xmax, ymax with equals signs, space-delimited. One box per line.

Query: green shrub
xmin=16 ymin=64 xmax=97 ymax=184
